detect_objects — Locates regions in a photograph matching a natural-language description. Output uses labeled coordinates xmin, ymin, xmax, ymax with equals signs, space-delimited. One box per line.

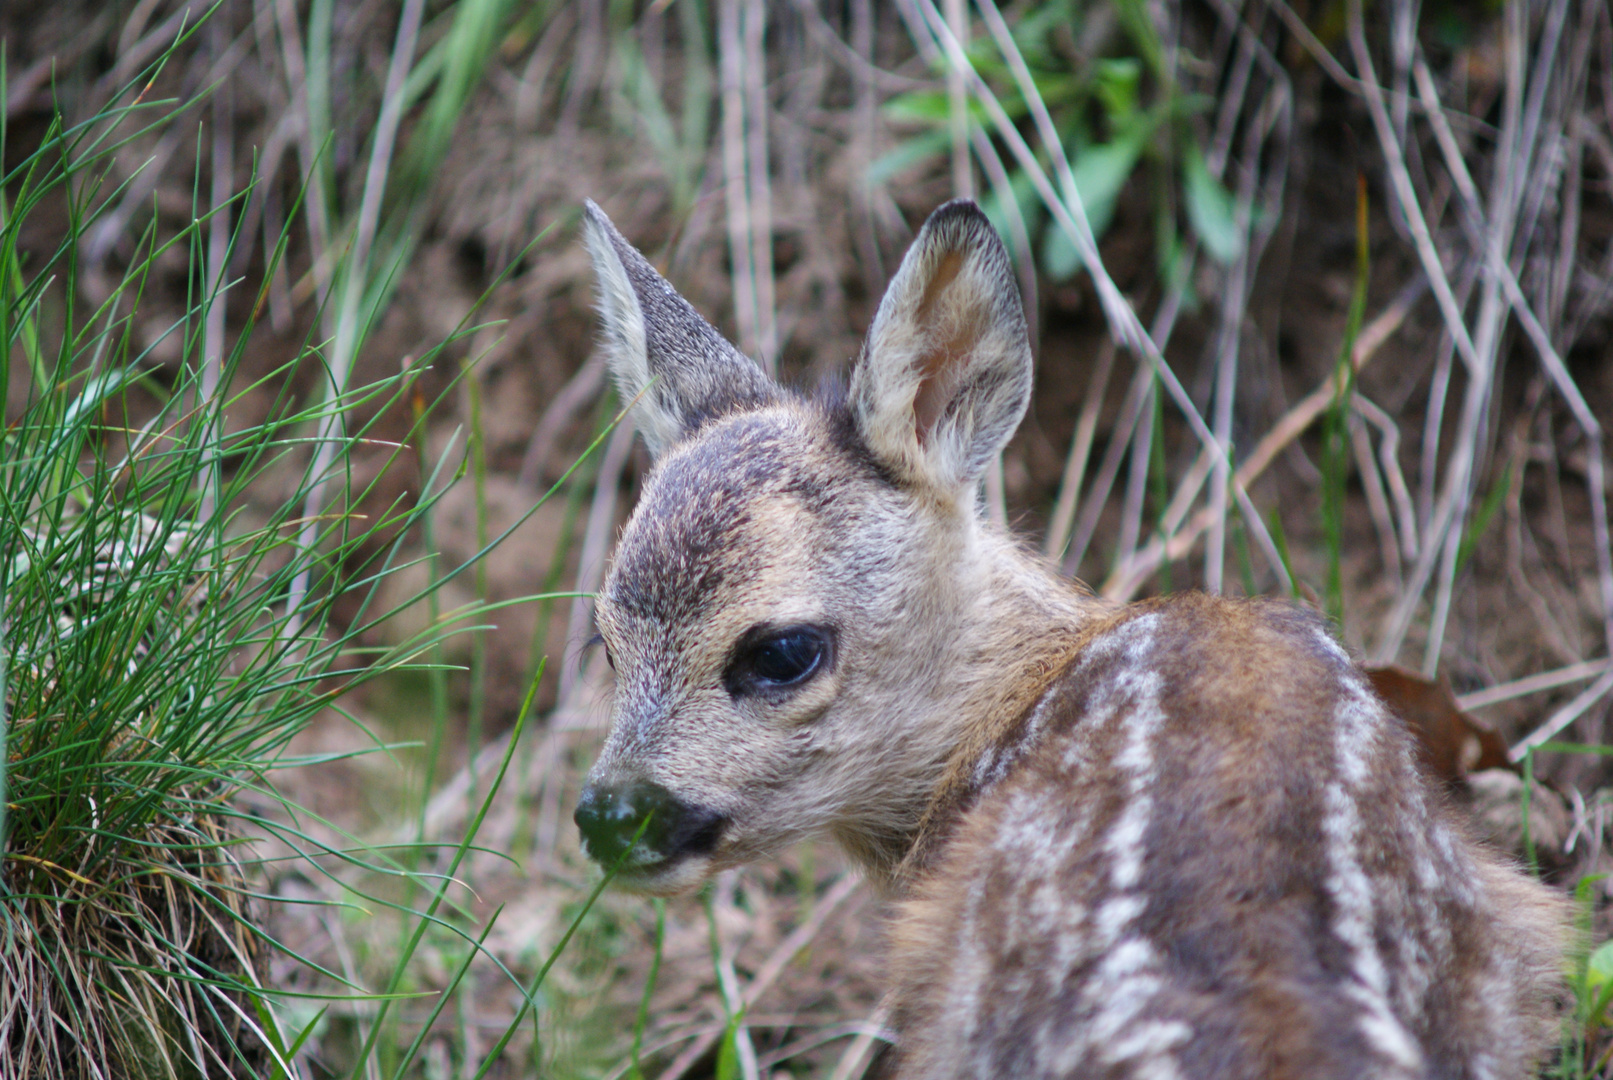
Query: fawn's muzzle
xmin=574 ymin=780 xmax=726 ymax=869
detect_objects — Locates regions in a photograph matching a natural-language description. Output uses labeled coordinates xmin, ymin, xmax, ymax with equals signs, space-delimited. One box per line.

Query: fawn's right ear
xmin=583 ymin=201 xmax=777 ymax=457
xmin=850 ymin=200 xmax=1032 ymax=500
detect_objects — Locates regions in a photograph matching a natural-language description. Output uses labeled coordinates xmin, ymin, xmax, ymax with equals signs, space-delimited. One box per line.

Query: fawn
xmin=572 ymin=198 xmax=1567 ymax=1079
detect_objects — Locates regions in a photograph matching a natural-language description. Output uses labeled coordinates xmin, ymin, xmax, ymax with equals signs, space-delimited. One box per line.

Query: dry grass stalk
xmin=1513 ymin=668 xmax=1613 ymax=761
xmin=1350 ymin=412 xmax=1405 ymax=588
xmin=1342 ymin=0 xmax=1612 ymax=694
xmin=743 ymin=0 xmax=777 ymax=371
xmin=923 ymin=0 xmax=1300 ymax=586
xmin=1104 ymin=279 xmax=1424 ymax=600
xmin=823 ymin=999 xmax=893 ymax=1080
xmin=654 ymin=873 xmax=863 ymax=1080
xmin=1461 ymin=659 xmax=1613 ymax=712
xmin=1045 ymin=337 xmax=1116 ymax=559
xmin=1352 ymin=395 xmax=1421 ymax=564
xmin=0 ymin=815 xmax=268 ymax=1079
xmin=285 ymin=0 xmax=427 ymax=637
xmin=718 ymin=0 xmax=775 ymax=371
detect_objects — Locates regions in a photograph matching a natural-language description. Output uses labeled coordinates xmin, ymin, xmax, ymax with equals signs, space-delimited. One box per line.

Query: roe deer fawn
xmin=572 ymin=198 xmax=1567 ymax=1079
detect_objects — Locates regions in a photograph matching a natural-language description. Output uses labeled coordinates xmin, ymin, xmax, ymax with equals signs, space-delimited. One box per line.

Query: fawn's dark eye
xmin=727 ymin=625 xmax=834 ymax=696
xmin=752 ymin=632 xmax=823 ymax=683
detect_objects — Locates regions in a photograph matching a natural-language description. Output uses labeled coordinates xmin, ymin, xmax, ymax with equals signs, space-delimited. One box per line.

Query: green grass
xmin=0 ymin=14 xmax=611 ymax=1077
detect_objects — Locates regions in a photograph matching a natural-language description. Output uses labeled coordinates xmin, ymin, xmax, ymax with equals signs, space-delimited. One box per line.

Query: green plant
xmin=881 ymin=0 xmax=1242 ymax=288
xmin=1529 ymin=743 xmax=1613 ymax=1078
xmin=1320 ymin=175 xmax=1370 ymax=627
xmin=0 ymin=22 xmax=580 ymax=1077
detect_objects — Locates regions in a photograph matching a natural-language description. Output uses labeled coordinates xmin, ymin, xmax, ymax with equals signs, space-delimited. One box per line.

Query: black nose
xmin=573 ymin=780 xmax=725 ymax=868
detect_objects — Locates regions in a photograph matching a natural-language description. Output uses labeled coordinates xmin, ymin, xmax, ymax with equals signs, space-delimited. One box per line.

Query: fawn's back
xmin=571 ymin=199 xmax=1568 ymax=1079
xmin=893 ymin=594 xmax=1564 ymax=1079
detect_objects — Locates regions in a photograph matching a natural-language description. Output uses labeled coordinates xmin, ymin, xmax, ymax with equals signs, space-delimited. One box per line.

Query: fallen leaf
xmin=1366 ymin=665 xmax=1513 ymax=787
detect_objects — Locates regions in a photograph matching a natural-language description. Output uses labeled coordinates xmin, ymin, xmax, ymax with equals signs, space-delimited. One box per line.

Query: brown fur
xmin=575 ymin=199 xmax=1569 ymax=1078
xmin=891 ymin=596 xmax=1567 ymax=1079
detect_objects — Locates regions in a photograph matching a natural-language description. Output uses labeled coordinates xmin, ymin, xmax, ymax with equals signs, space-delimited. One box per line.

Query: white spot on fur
xmin=1107 ymin=794 xmax=1153 ymax=891
xmin=1061 ymin=697 xmax=1117 ymax=770
xmin=1020 ymin=686 xmax=1060 ymax=746
xmin=1347 ymin=983 xmax=1424 ymax=1073
xmin=1078 ymin=940 xmax=1191 ymax=1077
xmin=1331 ymin=683 xmax=1378 ymax=787
xmin=970 ymin=746 xmax=1001 ymax=789
xmin=1077 ymin=612 xmax=1163 ymax=673
xmin=1099 ymin=664 xmax=1167 ymax=921
xmin=1039 ymin=632 xmax=1191 ymax=1077
xmin=1095 ymin=895 xmax=1148 ymax=943
xmin=1105 ymin=1020 xmax=1193 ymax=1075
xmin=1322 ymin=783 xmax=1388 ymax=981
xmin=1311 ymin=624 xmax=1351 ymax=664
xmin=1096 ymin=936 xmax=1156 ymax=982
xmin=1339 ymin=669 xmax=1453 ymax=1016
xmin=971 ymin=686 xmax=1065 ymax=790
xmin=1323 ymin=681 xmax=1425 ymax=1073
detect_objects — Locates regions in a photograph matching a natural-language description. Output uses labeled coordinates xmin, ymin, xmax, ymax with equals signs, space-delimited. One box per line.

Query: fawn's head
xmin=574 ymin=199 xmax=1059 ymax=894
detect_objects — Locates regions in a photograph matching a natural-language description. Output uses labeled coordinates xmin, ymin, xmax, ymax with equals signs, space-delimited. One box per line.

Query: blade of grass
xmin=469 ymin=810 xmax=657 ymax=1080
xmin=286 ymin=0 xmax=426 ymax=638
xmin=1321 ymin=174 xmax=1370 ymax=627
xmin=625 ymin=898 xmax=666 ymax=1080
xmin=349 ymin=659 xmax=545 ymax=1075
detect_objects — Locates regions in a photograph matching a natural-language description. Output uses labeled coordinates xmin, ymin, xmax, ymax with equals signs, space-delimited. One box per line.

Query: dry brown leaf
xmin=1366 ymin=665 xmax=1513 ymax=788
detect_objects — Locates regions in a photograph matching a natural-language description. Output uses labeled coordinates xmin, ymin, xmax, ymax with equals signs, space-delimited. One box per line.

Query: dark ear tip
xmin=925 ymin=198 xmax=989 ymax=230
xmin=918 ymin=198 xmax=1005 ymax=257
xmin=930 ymin=197 xmax=983 ymax=216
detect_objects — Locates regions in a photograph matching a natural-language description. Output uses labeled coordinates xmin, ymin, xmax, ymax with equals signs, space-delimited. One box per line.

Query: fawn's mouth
xmin=608 ymin=850 xmax=724 ymax=896
xmin=600 ymin=831 xmax=729 ymax=898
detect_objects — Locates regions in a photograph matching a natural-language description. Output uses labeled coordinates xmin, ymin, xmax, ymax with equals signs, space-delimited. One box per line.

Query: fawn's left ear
xmin=583 ymin=200 xmax=777 ymax=458
xmin=850 ymin=200 xmax=1032 ymax=499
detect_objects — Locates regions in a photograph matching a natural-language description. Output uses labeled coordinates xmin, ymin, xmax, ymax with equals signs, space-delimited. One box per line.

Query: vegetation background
xmin=3 ymin=0 xmax=1613 ymax=1076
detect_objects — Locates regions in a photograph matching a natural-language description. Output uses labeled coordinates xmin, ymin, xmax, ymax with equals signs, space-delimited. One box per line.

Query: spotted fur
xmin=576 ymin=199 xmax=1568 ymax=1078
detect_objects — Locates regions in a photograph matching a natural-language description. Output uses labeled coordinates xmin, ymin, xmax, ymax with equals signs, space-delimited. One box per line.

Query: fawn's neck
xmin=842 ymin=522 xmax=1110 ymax=890
xmin=946 ymin=529 xmax=1105 ymax=758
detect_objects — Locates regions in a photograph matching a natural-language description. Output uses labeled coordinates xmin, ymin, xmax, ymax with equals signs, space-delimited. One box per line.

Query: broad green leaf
xmin=1585 ymin=939 xmax=1613 ymax=1021
xmin=884 ymin=90 xmax=953 ymax=124
xmin=1183 ymin=145 xmax=1245 ymax=265
xmin=867 ymin=129 xmax=953 ymax=187
xmin=1040 ymin=120 xmax=1153 ymax=279
xmin=1095 ymin=58 xmax=1142 ymax=122
xmin=715 ymin=1018 xmax=742 ymax=1080
xmin=1587 ymin=940 xmax=1613 ymax=994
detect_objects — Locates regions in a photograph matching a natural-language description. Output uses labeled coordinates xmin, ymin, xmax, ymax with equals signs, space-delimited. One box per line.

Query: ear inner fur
xmin=915 ymin=249 xmax=967 ymax=319
xmin=912 ymin=318 xmax=992 ymax=445
xmin=852 ymin=200 xmax=1032 ymax=492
